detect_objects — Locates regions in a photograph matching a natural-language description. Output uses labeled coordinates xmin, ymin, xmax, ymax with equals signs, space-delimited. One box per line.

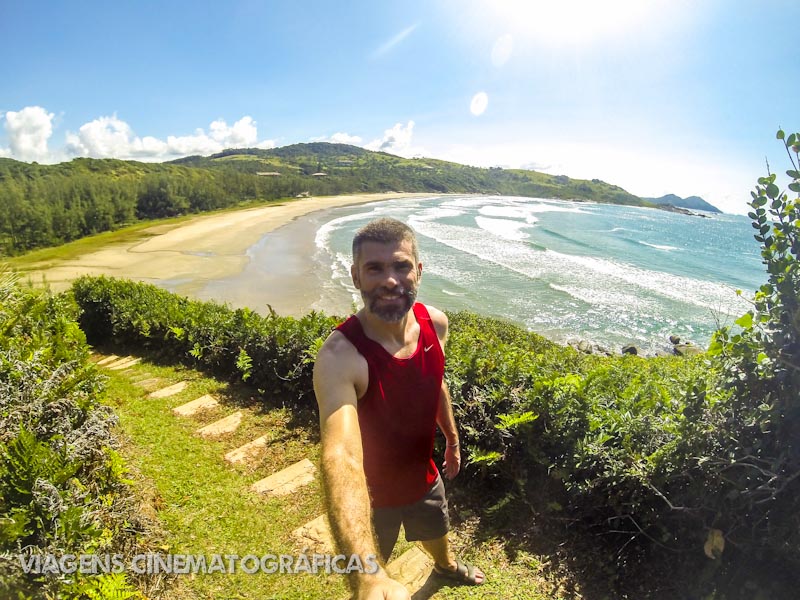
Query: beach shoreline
xmin=22 ymin=192 xmax=432 ymax=298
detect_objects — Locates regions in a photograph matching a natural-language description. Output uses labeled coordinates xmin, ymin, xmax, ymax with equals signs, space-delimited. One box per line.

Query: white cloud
xmin=372 ymin=24 xmax=419 ymax=59
xmin=2 ymin=106 xmax=55 ymax=162
xmin=311 ymin=132 xmax=364 ymax=145
xmin=209 ymin=116 xmax=258 ymax=146
xmin=366 ymin=121 xmax=418 ymax=156
xmin=65 ymin=114 xmax=274 ymax=160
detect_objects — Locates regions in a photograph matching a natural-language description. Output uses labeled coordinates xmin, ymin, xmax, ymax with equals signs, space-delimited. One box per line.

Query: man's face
xmin=351 ymin=239 xmax=422 ymax=322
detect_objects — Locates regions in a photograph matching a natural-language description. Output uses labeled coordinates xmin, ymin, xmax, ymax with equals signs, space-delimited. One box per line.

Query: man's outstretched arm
xmin=314 ymin=335 xmax=410 ymax=599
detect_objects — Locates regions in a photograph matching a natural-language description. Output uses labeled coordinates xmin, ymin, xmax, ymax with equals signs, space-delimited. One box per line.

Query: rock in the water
xmin=669 ymin=335 xmax=681 ymax=345
xmin=578 ymin=340 xmax=592 ymax=353
xmin=674 ymin=343 xmax=703 ymax=357
xmin=622 ymin=345 xmax=639 ymax=355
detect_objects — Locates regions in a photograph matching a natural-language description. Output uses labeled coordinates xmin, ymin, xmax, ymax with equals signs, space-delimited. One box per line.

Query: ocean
xmin=205 ymin=195 xmax=765 ymax=354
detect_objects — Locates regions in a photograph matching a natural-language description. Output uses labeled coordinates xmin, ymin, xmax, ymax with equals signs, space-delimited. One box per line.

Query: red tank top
xmin=336 ymin=303 xmax=444 ymax=508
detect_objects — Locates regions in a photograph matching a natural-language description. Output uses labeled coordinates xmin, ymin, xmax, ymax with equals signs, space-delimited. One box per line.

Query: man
xmin=314 ymin=217 xmax=485 ymax=599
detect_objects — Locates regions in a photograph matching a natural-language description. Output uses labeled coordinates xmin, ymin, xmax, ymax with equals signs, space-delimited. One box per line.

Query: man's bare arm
xmin=314 ymin=334 xmax=409 ymax=598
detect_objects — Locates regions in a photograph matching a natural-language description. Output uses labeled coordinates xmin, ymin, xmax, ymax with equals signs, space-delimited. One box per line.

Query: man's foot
xmin=432 ymin=560 xmax=485 ymax=585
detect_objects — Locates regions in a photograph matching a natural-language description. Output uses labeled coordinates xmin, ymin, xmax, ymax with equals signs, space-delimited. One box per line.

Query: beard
xmin=362 ymin=285 xmax=417 ymax=322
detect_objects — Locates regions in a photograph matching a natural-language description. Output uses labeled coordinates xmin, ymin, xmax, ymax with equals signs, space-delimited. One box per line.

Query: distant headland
xmin=643 ymin=193 xmax=722 ymax=214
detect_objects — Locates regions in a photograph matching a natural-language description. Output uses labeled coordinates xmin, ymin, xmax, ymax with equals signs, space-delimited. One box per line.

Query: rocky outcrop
xmin=569 ymin=340 xmax=612 ymax=356
xmin=669 ymin=334 xmax=704 ymax=356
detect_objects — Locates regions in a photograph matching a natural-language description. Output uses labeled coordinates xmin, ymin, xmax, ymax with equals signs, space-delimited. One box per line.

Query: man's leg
xmin=406 ymin=478 xmax=485 ymax=585
xmin=421 ymin=534 xmax=485 ymax=584
xmin=419 ymin=534 xmax=455 ymax=570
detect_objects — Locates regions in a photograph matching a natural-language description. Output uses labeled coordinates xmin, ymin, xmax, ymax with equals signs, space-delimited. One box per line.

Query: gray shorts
xmin=372 ymin=477 xmax=450 ymax=561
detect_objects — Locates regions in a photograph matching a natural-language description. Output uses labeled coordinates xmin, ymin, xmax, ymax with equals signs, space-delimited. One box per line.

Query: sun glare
xmin=486 ymin=0 xmax=660 ymax=47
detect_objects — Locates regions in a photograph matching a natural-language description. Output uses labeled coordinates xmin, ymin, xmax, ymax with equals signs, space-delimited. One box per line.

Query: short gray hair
xmin=352 ymin=218 xmax=419 ymax=264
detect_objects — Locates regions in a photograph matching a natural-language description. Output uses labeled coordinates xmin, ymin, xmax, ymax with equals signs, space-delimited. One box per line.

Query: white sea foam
xmin=544 ymin=249 xmax=748 ymax=315
xmin=474 ymin=216 xmax=531 ymax=241
xmin=441 ymin=196 xmax=501 ymax=210
xmin=407 ymin=216 xmax=748 ymax=317
xmin=478 ymin=205 xmax=530 ymax=220
xmin=315 ymin=212 xmax=373 ymax=250
xmin=639 ymin=241 xmax=680 ymax=251
xmin=548 ymin=283 xmax=659 ymax=312
xmin=523 ymin=203 xmax=585 ymax=214
xmin=413 ymin=207 xmax=465 ymax=221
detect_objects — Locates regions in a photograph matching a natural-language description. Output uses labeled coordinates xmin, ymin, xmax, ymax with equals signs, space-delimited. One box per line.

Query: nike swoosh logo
xmin=424 ymin=344 xmax=434 ymax=352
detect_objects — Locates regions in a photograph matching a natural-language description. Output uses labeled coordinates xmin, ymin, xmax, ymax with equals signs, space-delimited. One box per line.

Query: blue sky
xmin=1 ymin=0 xmax=798 ymax=214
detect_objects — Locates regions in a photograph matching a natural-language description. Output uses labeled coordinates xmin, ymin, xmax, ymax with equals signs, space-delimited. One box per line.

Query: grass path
xmin=98 ymin=353 xmax=558 ymax=600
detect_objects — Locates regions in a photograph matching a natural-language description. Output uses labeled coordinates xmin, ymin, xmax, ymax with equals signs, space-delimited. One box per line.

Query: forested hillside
xmin=0 ymin=143 xmax=646 ymax=256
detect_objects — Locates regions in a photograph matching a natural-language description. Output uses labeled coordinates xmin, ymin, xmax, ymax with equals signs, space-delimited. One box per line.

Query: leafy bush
xmin=689 ymin=130 xmax=800 ymax=570
xmin=0 ymin=270 xmax=143 ymax=599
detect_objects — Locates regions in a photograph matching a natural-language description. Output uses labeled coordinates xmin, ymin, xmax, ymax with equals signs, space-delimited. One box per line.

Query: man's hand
xmin=357 ymin=572 xmax=410 ymax=599
xmin=442 ymin=443 xmax=461 ymax=480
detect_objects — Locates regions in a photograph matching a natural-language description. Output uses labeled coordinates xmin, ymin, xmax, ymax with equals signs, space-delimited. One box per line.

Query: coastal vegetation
xmin=3 ymin=143 xmax=670 ymax=257
xmin=1 ymin=131 xmax=796 ymax=598
xmin=0 ymin=269 xmax=147 ymax=599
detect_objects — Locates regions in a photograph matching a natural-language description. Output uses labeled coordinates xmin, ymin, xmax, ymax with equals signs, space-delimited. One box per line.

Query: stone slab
xmin=173 ymin=394 xmax=219 ymax=417
xmin=224 ymin=435 xmax=269 ymax=465
xmin=386 ymin=547 xmax=436 ymax=595
xmin=148 ymin=381 xmax=188 ymax=399
xmin=96 ymin=355 xmax=120 ymax=366
xmin=109 ymin=357 xmax=142 ymax=370
xmin=251 ymin=458 xmax=316 ymax=497
xmin=103 ymin=355 xmax=134 ymax=369
xmin=291 ymin=514 xmax=334 ymax=554
xmin=196 ymin=411 xmax=243 ymax=438
xmin=129 ymin=372 xmax=153 ymax=382
xmin=134 ymin=378 xmax=162 ymax=389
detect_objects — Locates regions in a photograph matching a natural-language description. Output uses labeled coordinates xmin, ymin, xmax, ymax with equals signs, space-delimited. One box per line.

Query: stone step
xmin=108 ymin=357 xmax=141 ymax=371
xmin=103 ymin=355 xmax=134 ymax=369
xmin=292 ymin=514 xmax=333 ymax=555
xmin=147 ymin=381 xmax=189 ymax=399
xmin=224 ymin=435 xmax=269 ymax=465
xmin=134 ymin=378 xmax=162 ymax=390
xmin=196 ymin=411 xmax=243 ymax=438
xmin=332 ymin=540 xmax=436 ymax=599
xmin=129 ymin=372 xmax=153 ymax=382
xmin=96 ymin=354 xmax=120 ymax=366
xmin=251 ymin=458 xmax=316 ymax=497
xmin=173 ymin=394 xmax=219 ymax=417
xmin=386 ymin=547 xmax=436 ymax=595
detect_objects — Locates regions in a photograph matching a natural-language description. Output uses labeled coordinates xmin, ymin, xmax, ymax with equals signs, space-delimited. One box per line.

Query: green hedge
xmin=72 ymin=275 xmax=338 ymax=406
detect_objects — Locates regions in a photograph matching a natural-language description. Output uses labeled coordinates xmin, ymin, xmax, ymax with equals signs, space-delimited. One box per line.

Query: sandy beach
xmin=23 ymin=193 xmax=431 ymax=309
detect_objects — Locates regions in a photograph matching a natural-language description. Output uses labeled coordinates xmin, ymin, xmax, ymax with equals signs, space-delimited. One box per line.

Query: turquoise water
xmin=310 ymin=195 xmax=764 ymax=353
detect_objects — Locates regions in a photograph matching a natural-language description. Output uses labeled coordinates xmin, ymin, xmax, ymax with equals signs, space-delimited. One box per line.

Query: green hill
xmin=170 ymin=142 xmax=646 ymax=205
xmin=1 ymin=143 xmax=650 ymax=256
